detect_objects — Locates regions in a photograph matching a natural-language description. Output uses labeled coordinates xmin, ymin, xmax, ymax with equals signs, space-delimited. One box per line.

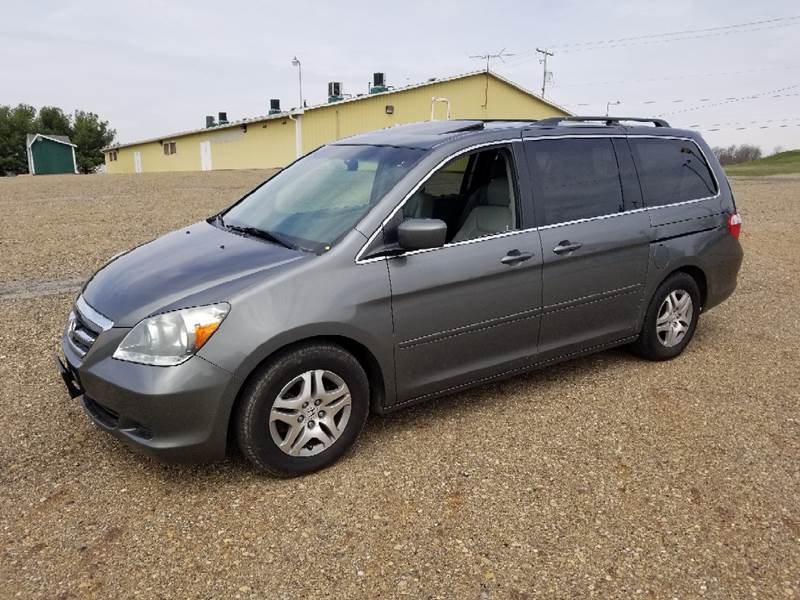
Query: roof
xmin=102 ymin=70 xmax=572 ymax=152
xmin=26 ymin=133 xmax=76 ymax=148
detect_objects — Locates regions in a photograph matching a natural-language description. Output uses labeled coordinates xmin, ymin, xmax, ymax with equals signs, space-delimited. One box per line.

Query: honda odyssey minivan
xmin=56 ymin=116 xmax=743 ymax=476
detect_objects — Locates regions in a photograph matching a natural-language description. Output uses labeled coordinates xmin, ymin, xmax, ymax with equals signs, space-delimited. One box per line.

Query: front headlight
xmin=113 ymin=303 xmax=229 ymax=366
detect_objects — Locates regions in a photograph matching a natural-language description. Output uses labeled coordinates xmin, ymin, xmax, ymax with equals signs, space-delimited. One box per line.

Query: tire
xmin=235 ymin=343 xmax=369 ymax=476
xmin=631 ymin=272 xmax=701 ymax=361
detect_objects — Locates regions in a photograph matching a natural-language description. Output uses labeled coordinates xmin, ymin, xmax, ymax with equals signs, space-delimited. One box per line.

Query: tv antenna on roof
xmin=469 ymin=48 xmax=516 ymax=72
xmin=469 ymin=48 xmax=516 ymax=109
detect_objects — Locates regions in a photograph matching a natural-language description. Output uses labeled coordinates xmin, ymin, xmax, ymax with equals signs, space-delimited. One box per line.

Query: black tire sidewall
xmin=637 ymin=273 xmax=701 ymax=360
xmin=236 ymin=344 xmax=369 ymax=476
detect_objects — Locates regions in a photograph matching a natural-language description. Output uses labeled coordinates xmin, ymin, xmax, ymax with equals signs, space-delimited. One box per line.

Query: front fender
xmin=197 ymin=255 xmax=396 ymax=408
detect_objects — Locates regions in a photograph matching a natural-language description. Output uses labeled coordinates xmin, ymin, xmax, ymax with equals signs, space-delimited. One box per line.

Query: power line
xmin=502 ymin=15 xmax=800 ymax=66
xmin=682 ymin=117 xmax=800 ymax=130
xmin=657 ymin=83 xmax=800 ymax=116
xmin=551 ymin=65 xmax=800 ymax=88
xmin=567 ymin=87 xmax=800 ymax=108
xmin=558 ymin=84 xmax=799 ymax=115
xmin=550 ymin=15 xmax=800 ymax=50
xmin=507 ymin=22 xmax=797 ymax=64
xmin=693 ymin=120 xmax=800 ymax=133
xmin=559 ymin=22 xmax=799 ymax=53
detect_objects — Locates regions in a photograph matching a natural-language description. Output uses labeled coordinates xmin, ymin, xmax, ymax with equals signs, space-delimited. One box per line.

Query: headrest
xmin=485 ymin=177 xmax=510 ymax=206
xmin=490 ymin=155 xmax=506 ymax=178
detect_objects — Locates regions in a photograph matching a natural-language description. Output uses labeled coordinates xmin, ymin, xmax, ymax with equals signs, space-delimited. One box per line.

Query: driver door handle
xmin=500 ymin=250 xmax=534 ymax=265
xmin=552 ymin=241 xmax=583 ymax=255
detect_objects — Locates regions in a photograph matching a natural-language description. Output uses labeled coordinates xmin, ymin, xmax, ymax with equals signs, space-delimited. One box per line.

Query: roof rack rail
xmin=536 ymin=116 xmax=670 ymax=128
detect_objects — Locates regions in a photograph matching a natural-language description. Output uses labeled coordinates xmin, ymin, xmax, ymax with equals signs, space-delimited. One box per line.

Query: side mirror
xmin=397 ymin=218 xmax=447 ymax=251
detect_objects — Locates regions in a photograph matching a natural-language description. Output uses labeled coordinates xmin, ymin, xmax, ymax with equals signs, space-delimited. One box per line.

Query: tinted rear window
xmin=629 ymin=138 xmax=717 ymax=207
xmin=525 ymin=138 xmax=624 ymax=226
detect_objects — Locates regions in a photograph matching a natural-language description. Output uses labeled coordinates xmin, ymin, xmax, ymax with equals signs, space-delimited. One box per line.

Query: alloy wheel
xmin=656 ymin=289 xmax=694 ymax=348
xmin=268 ymin=370 xmax=352 ymax=457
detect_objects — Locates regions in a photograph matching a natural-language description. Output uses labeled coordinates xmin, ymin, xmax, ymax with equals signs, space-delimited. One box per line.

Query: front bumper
xmin=58 ymin=324 xmax=238 ymax=464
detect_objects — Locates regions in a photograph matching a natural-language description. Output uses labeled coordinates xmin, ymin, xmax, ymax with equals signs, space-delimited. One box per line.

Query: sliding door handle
xmin=552 ymin=241 xmax=583 ymax=255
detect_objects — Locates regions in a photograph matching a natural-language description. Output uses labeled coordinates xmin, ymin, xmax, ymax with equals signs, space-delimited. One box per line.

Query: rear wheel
xmin=631 ymin=272 xmax=701 ymax=361
xmin=236 ymin=343 xmax=369 ymax=476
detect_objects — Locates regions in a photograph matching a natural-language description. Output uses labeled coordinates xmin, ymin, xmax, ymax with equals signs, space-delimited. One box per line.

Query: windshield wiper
xmin=221 ymin=219 xmax=295 ymax=250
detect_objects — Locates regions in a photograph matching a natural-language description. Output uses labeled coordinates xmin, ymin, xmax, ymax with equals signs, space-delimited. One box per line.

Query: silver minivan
xmin=56 ymin=117 xmax=744 ymax=476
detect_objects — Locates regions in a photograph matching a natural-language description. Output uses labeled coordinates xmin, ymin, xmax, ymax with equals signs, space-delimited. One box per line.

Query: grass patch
xmin=725 ymin=150 xmax=800 ymax=177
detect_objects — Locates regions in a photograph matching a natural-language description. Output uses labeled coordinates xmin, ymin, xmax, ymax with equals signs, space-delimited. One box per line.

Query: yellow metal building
xmin=103 ymin=70 xmax=569 ymax=174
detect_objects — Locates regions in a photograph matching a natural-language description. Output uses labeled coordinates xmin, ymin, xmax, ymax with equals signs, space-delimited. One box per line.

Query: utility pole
xmin=536 ymin=48 xmax=554 ymax=98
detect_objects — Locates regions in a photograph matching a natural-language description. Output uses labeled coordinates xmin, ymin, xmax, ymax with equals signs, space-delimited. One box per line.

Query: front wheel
xmin=235 ymin=343 xmax=369 ymax=476
xmin=631 ymin=272 xmax=701 ymax=361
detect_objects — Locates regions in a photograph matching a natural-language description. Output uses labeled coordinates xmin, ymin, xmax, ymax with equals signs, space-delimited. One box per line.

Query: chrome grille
xmin=67 ymin=296 xmax=113 ymax=357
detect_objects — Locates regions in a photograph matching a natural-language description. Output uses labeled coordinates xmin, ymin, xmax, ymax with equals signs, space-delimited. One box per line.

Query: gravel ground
xmin=0 ymin=172 xmax=798 ymax=599
xmin=0 ymin=171 xmax=273 ymax=289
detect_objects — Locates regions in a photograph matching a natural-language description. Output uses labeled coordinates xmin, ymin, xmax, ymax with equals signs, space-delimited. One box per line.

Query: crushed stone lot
xmin=0 ymin=171 xmax=798 ymax=599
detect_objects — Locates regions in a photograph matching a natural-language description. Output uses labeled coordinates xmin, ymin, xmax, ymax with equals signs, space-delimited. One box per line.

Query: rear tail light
xmin=727 ymin=212 xmax=742 ymax=239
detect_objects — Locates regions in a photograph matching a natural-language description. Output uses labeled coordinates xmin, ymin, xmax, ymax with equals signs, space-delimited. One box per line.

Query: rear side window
xmin=629 ymin=138 xmax=717 ymax=207
xmin=525 ymin=138 xmax=624 ymax=226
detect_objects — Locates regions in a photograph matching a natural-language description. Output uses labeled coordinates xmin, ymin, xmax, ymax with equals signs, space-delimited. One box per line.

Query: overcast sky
xmin=3 ymin=0 xmax=798 ymax=152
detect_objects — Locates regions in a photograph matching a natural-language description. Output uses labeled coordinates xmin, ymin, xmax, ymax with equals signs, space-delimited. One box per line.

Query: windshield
xmin=221 ymin=144 xmax=424 ymax=251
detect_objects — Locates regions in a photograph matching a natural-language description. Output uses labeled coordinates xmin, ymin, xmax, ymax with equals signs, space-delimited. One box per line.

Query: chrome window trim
xmin=537 ymin=206 xmax=649 ymax=231
xmin=385 ymin=225 xmax=536 ymax=260
xmin=76 ymin=294 xmax=114 ymax=331
xmin=354 ymin=133 xmax=720 ymax=265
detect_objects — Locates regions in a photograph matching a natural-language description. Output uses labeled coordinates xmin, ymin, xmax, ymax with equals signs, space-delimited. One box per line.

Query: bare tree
xmin=711 ymin=144 xmax=762 ymax=165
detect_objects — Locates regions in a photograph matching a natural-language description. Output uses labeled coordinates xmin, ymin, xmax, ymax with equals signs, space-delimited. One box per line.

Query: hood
xmin=82 ymin=220 xmax=306 ymax=326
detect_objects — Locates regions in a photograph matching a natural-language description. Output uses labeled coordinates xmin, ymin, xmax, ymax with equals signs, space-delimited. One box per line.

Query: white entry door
xmin=200 ymin=141 xmax=212 ymax=171
xmin=133 ymin=151 xmax=142 ymax=173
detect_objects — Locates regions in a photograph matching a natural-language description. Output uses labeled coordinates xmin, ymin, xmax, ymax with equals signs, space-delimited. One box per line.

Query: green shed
xmin=26 ymin=134 xmax=77 ymax=175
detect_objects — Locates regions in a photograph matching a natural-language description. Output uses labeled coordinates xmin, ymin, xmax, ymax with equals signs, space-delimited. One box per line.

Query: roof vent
xmin=269 ymin=99 xmax=281 ymax=115
xmin=328 ymin=82 xmax=343 ymax=103
xmin=370 ymin=72 xmax=387 ymax=94
xmin=218 ymin=111 xmax=228 ymax=125
xmin=205 ymin=115 xmax=216 ymax=128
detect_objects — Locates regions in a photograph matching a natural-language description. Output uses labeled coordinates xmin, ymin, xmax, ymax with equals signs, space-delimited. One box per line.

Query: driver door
xmin=385 ymin=144 xmax=543 ymax=404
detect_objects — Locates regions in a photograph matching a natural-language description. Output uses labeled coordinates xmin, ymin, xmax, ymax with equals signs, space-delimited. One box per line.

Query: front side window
xmin=629 ymin=138 xmax=717 ymax=207
xmin=525 ymin=138 xmax=624 ymax=226
xmin=403 ymin=147 xmax=518 ymax=243
xmin=222 ymin=144 xmax=423 ymax=251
